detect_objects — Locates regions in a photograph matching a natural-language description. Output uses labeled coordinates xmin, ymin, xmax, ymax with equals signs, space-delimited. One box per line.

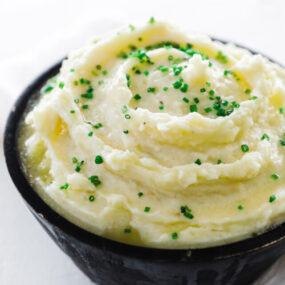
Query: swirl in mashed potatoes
xmin=19 ymin=19 xmax=285 ymax=249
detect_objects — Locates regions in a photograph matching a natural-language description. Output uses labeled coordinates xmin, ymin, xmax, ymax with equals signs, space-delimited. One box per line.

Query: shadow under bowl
xmin=4 ymin=40 xmax=285 ymax=285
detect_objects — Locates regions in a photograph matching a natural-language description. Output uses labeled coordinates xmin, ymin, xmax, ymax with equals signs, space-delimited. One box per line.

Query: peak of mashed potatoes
xmin=19 ymin=20 xmax=285 ymax=249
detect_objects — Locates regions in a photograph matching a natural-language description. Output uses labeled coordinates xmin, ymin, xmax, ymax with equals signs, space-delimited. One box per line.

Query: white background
xmin=1 ymin=0 xmax=285 ymax=284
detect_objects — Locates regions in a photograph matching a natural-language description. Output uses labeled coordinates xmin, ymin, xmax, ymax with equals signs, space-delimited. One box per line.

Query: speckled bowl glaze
xmin=4 ymin=41 xmax=285 ymax=285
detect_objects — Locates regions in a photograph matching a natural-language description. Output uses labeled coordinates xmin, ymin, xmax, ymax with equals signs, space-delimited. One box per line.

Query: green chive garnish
xmin=60 ymin=183 xmax=69 ymax=190
xmin=180 ymin=205 xmax=194 ymax=219
xmin=44 ymin=86 xmax=53 ymax=93
xmin=89 ymin=195 xmax=95 ymax=202
xmin=88 ymin=175 xmax=101 ymax=186
xmin=134 ymin=94 xmax=141 ymax=100
xmin=261 ymin=133 xmax=269 ymax=141
xmin=144 ymin=206 xmax=151 ymax=212
xmin=95 ymin=155 xmax=103 ymax=164
xmin=171 ymin=232 xmax=178 ymax=240
xmin=190 ymin=105 xmax=197 ymax=112
xmin=241 ymin=144 xmax=249 ymax=152
xmin=269 ymin=195 xmax=276 ymax=203
xmin=271 ymin=174 xmax=279 ymax=180
xmin=195 ymin=159 xmax=201 ymax=165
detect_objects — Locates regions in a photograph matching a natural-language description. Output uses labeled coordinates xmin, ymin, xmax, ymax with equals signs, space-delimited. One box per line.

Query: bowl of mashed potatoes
xmin=5 ymin=18 xmax=285 ymax=284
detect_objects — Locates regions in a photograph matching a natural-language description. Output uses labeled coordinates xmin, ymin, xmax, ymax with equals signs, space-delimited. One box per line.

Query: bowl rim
xmin=4 ymin=39 xmax=285 ymax=263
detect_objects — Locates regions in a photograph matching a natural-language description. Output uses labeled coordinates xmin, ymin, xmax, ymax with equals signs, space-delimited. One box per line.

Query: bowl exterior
xmin=30 ymin=202 xmax=285 ymax=285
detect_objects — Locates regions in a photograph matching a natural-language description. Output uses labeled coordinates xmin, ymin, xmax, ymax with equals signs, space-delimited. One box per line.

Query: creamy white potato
xmin=19 ymin=19 xmax=285 ymax=249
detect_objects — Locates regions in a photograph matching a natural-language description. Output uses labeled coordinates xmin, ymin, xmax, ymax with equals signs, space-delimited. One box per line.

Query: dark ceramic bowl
xmin=4 ymin=41 xmax=285 ymax=285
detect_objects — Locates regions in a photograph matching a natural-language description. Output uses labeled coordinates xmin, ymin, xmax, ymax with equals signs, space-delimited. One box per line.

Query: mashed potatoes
xmin=19 ymin=19 xmax=285 ymax=249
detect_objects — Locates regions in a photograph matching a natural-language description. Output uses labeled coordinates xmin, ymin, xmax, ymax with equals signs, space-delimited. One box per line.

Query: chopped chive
xmin=123 ymin=130 xmax=129 ymax=134
xmin=216 ymin=50 xmax=228 ymax=64
xmin=183 ymin=97 xmax=189 ymax=103
xmin=249 ymin=96 xmax=258 ymax=100
xmin=88 ymin=175 xmax=101 ymax=186
xmin=126 ymin=74 xmax=131 ymax=87
xmin=163 ymin=87 xmax=168 ymax=91
xmin=171 ymin=232 xmax=178 ymax=240
xmin=245 ymin=88 xmax=251 ymax=94
xmin=70 ymin=68 xmax=75 ymax=72
xmin=129 ymin=24 xmax=135 ymax=31
xmin=74 ymin=81 xmax=78 ymax=86
xmin=158 ymin=66 xmax=169 ymax=72
xmin=134 ymin=94 xmax=141 ymax=100
xmin=280 ymin=139 xmax=285 ymax=146
xmin=60 ymin=183 xmax=69 ymax=190
xmin=195 ymin=159 xmax=202 ymax=165
xmin=94 ymin=123 xmax=103 ymax=129
xmin=159 ymin=105 xmax=164 ymax=110
xmin=102 ymin=70 xmax=108 ymax=76
xmin=70 ymin=110 xmax=75 ymax=114
xmin=190 ymin=104 xmax=197 ymax=112
xmin=144 ymin=70 xmax=149 ymax=76
xmin=149 ymin=17 xmax=155 ymax=24
xmin=72 ymin=157 xmax=78 ymax=164
xmin=280 ymin=108 xmax=284 ymax=114
xmin=206 ymin=82 xmax=211 ymax=87
xmin=261 ymin=133 xmax=269 ymax=141
xmin=81 ymin=93 xmax=93 ymax=99
xmin=168 ymin=55 xmax=173 ymax=61
xmin=138 ymin=192 xmax=144 ymax=197
xmin=59 ymin=82 xmax=64 ymax=89
xmin=44 ymin=86 xmax=53 ymax=93
xmin=144 ymin=206 xmax=151 ymax=212
xmin=125 ymin=114 xmax=131 ymax=119
xmin=237 ymin=205 xmax=244 ymax=210
xmin=147 ymin=87 xmax=156 ymax=93
xmin=194 ymin=98 xmax=199 ymax=104
xmin=74 ymin=98 xmax=79 ymax=104
xmin=209 ymin=89 xmax=215 ymax=96
xmin=74 ymin=160 xmax=84 ymax=172
xmin=200 ymin=88 xmax=206 ymax=93
xmin=217 ymin=159 xmax=222 ymax=164
xmin=173 ymin=66 xmax=183 ymax=76
xmin=269 ymin=195 xmax=276 ymax=203
xmin=82 ymin=104 xmax=89 ymax=110
xmin=180 ymin=83 xmax=188 ymax=93
xmin=95 ymin=155 xmax=103 ymax=164
xmin=121 ymin=105 xmax=128 ymax=113
xmin=173 ymin=81 xmax=182 ymax=89
xmin=124 ymin=228 xmax=131 ymax=233
xmin=241 ymin=144 xmax=249 ymax=152
xmin=89 ymin=195 xmax=95 ymax=202
xmin=271 ymin=174 xmax=279 ymax=180
xmin=180 ymin=205 xmax=194 ymax=219
xmin=88 ymin=131 xmax=93 ymax=136
xmin=204 ymin=107 xmax=212 ymax=113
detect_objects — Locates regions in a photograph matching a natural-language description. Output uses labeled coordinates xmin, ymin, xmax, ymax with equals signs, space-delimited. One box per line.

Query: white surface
xmin=1 ymin=0 xmax=285 ymax=284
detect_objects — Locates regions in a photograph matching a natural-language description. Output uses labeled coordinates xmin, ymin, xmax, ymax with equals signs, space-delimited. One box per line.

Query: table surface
xmin=1 ymin=0 xmax=285 ymax=284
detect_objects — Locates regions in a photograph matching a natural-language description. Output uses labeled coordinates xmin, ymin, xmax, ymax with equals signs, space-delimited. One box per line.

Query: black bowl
xmin=4 ymin=41 xmax=285 ymax=285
